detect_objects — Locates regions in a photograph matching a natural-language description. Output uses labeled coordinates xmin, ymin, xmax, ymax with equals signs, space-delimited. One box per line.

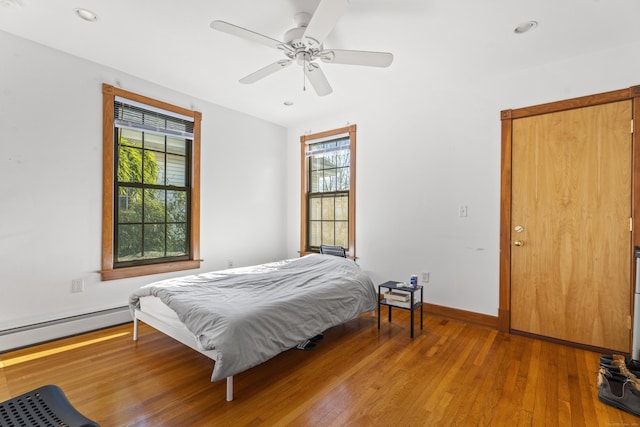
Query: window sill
xmin=100 ymin=259 xmax=202 ymax=281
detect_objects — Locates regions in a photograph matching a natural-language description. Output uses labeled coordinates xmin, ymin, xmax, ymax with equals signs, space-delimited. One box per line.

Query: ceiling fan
xmin=210 ymin=0 xmax=393 ymax=96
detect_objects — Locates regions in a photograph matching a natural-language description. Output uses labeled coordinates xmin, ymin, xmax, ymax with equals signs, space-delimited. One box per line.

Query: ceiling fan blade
xmin=211 ymin=20 xmax=285 ymax=50
xmin=306 ymin=63 xmax=333 ymax=96
xmin=303 ymin=0 xmax=349 ymax=46
xmin=239 ymin=60 xmax=292 ymax=84
xmin=320 ymin=49 xmax=394 ymax=67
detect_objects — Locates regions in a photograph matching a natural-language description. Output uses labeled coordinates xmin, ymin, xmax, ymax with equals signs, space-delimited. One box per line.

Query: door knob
xmin=514 ymin=240 xmax=524 ymax=247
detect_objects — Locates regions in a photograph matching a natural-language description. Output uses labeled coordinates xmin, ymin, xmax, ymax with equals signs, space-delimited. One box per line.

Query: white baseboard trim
xmin=0 ymin=307 xmax=132 ymax=353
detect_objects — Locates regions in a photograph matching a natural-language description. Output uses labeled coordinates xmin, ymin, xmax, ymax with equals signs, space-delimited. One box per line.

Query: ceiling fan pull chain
xmin=303 ymin=60 xmax=306 ymax=91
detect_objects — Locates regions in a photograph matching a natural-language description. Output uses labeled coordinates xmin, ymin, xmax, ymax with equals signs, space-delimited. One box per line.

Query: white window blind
xmin=114 ymin=96 xmax=194 ymax=139
xmin=305 ymin=135 xmax=350 ymax=157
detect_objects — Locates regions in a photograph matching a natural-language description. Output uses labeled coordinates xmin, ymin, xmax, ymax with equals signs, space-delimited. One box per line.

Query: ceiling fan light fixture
xmin=210 ymin=0 xmax=391 ymax=97
xmin=514 ymin=21 xmax=538 ymax=34
xmin=74 ymin=8 xmax=98 ymax=22
xmin=295 ymin=51 xmax=311 ymax=66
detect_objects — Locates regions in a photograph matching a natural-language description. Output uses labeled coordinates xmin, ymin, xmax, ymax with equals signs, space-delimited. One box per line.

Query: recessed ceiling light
xmin=284 ymin=101 xmax=294 ymax=106
xmin=514 ymin=21 xmax=538 ymax=34
xmin=74 ymin=8 xmax=98 ymax=22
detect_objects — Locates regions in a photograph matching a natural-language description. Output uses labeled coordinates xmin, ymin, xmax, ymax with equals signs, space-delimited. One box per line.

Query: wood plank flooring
xmin=1 ymin=310 xmax=637 ymax=426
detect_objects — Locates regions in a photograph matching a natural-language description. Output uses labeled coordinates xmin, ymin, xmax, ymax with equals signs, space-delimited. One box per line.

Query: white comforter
xmin=129 ymin=254 xmax=377 ymax=381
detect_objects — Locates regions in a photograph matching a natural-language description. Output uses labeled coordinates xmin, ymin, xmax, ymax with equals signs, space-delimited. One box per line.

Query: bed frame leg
xmin=133 ymin=316 xmax=139 ymax=341
xmin=226 ymin=376 xmax=233 ymax=402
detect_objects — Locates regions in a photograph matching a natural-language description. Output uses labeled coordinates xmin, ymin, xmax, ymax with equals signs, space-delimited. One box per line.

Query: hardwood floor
xmin=0 ymin=310 xmax=636 ymax=426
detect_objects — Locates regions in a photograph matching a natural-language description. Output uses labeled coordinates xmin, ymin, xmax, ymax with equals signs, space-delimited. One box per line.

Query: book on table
xmin=384 ymin=290 xmax=411 ymax=302
xmin=385 ymin=299 xmax=420 ymax=308
xmin=382 ymin=289 xmax=422 ymax=308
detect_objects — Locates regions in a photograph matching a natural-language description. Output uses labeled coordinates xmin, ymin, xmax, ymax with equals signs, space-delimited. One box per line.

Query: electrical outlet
xmin=227 ymin=259 xmax=233 ymax=268
xmin=422 ymin=272 xmax=429 ymax=283
xmin=71 ymin=279 xmax=84 ymax=293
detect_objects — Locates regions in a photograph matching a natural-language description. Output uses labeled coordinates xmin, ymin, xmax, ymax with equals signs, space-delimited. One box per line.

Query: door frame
xmin=499 ymin=85 xmax=640 ymax=347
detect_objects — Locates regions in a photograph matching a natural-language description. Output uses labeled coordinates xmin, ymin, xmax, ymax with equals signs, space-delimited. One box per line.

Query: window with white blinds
xmin=300 ymin=125 xmax=357 ymax=257
xmin=101 ymin=84 xmax=202 ymax=280
xmin=113 ymin=98 xmax=193 ymax=267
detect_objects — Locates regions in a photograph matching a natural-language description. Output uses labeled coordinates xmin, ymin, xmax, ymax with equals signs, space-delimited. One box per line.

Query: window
xmin=101 ymin=84 xmax=201 ymax=280
xmin=300 ymin=125 xmax=356 ymax=257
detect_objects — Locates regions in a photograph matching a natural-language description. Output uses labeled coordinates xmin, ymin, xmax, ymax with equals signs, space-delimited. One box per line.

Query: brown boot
xmin=600 ymin=354 xmax=640 ymax=376
xmin=611 ymin=358 xmax=640 ymax=391
xmin=598 ymin=368 xmax=640 ymax=416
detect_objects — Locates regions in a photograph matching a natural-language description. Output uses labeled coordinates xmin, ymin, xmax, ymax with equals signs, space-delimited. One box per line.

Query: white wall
xmin=286 ymin=41 xmax=640 ymax=317
xmin=2 ymin=27 xmax=639 ymax=339
xmin=0 ymin=30 xmax=287 ymax=332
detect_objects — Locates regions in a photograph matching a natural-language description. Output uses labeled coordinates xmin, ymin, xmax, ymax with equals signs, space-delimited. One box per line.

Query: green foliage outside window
xmin=116 ymin=133 xmax=188 ymax=264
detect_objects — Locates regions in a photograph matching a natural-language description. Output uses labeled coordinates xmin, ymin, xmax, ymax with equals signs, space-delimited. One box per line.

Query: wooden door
xmin=510 ymin=100 xmax=632 ymax=351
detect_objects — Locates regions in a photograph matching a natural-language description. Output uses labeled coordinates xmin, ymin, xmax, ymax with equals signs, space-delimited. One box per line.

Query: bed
xmin=128 ymin=253 xmax=377 ymax=401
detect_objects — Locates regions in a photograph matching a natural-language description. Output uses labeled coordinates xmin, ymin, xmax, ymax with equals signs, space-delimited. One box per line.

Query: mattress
xmin=139 ymin=295 xmax=184 ymax=328
xmin=129 ymin=254 xmax=377 ymax=381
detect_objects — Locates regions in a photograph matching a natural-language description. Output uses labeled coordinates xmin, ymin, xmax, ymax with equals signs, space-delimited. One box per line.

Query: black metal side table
xmin=378 ymin=281 xmax=423 ymax=338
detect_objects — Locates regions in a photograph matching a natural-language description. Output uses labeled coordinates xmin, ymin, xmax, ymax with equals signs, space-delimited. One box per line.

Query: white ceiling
xmin=1 ymin=0 xmax=639 ymax=127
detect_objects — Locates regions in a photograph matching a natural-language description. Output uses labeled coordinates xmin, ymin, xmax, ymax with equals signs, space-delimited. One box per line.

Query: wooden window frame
xmin=101 ymin=84 xmax=201 ymax=281
xmin=300 ymin=124 xmax=357 ymax=258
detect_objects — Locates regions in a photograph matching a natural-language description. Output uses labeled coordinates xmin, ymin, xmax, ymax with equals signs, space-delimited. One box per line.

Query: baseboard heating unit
xmin=0 ymin=306 xmax=132 ymax=353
